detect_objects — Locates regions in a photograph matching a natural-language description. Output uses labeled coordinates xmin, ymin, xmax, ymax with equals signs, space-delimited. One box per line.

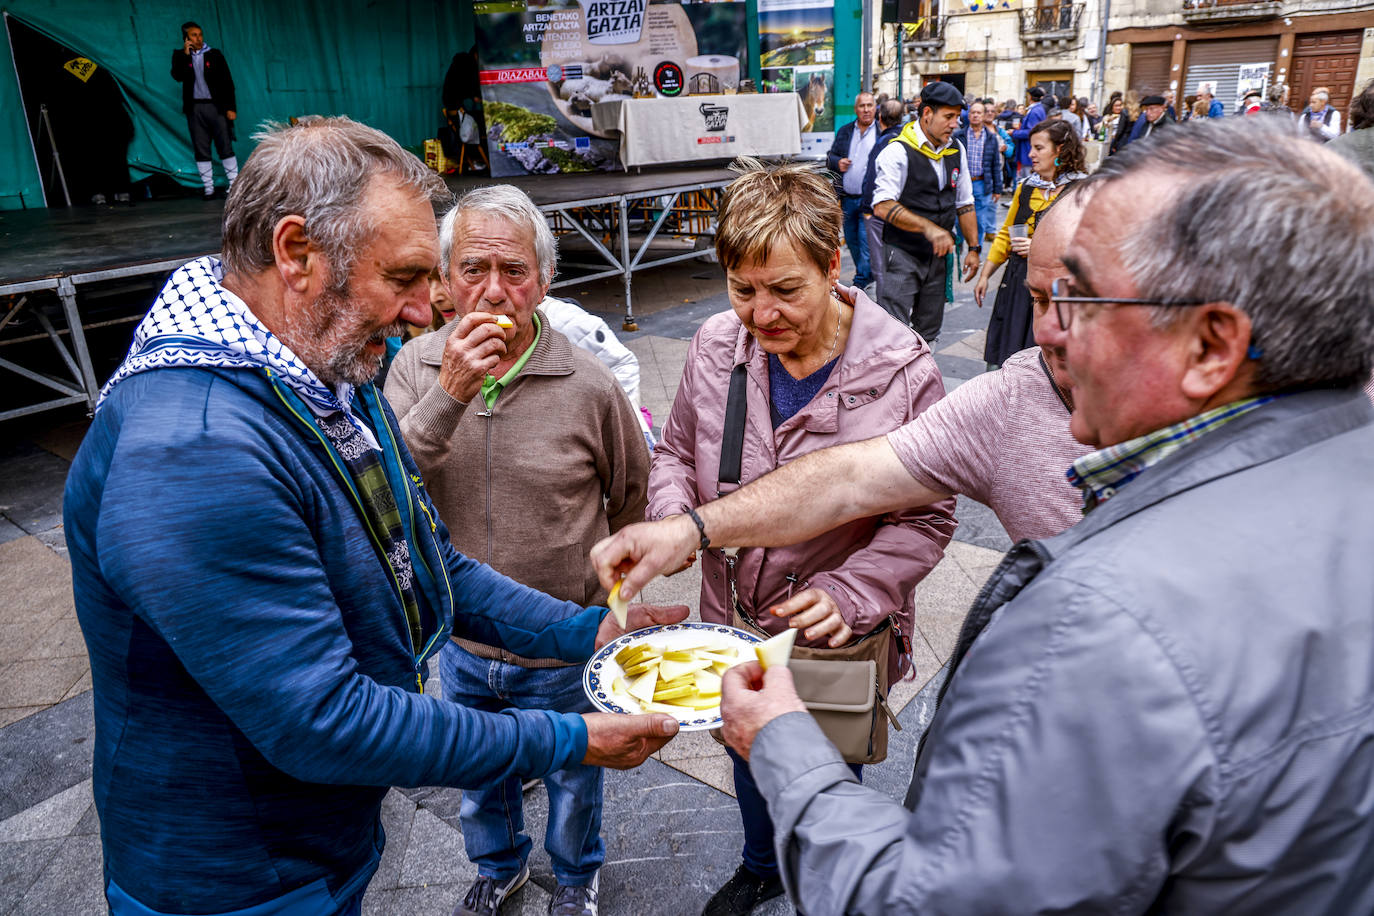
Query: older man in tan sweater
xmin=385 ymin=184 xmax=649 ymax=916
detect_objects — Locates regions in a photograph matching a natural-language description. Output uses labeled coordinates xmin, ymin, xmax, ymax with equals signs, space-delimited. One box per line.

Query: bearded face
xmin=280 ymin=273 xmax=406 ymax=387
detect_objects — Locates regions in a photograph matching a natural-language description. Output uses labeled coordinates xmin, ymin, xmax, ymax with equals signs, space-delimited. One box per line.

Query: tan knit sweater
xmin=383 ymin=312 xmax=649 ymax=664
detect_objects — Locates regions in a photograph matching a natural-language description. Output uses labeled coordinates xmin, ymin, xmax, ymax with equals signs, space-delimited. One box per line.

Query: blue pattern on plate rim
xmin=583 ymin=623 xmax=761 ymax=729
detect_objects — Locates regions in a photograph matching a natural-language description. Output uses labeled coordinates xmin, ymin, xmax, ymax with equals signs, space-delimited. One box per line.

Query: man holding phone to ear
xmin=170 ymin=21 xmax=238 ymax=199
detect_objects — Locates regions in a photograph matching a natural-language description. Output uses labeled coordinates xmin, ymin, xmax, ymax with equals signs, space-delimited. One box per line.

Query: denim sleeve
xmin=98 ymin=402 xmax=587 ymax=788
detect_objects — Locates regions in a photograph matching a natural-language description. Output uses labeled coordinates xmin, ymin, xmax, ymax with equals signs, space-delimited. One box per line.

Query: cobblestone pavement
xmin=0 ymin=252 xmax=1011 ymax=915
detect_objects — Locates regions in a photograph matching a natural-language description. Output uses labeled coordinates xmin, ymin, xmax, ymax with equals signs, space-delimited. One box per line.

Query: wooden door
xmin=1289 ymin=31 xmax=1362 ymax=118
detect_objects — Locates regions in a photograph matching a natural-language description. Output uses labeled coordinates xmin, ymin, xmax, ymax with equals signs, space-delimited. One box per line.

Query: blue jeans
xmin=440 ymin=644 xmax=604 ymax=886
xmin=727 ymin=746 xmax=862 ymax=878
xmin=840 ymin=195 xmax=872 ymax=287
xmin=971 ymin=177 xmax=998 ymax=242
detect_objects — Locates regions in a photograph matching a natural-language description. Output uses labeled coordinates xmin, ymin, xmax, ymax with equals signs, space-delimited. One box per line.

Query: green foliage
xmin=545 ymin=148 xmax=594 ymax=173
xmin=484 ymin=100 xmax=557 ymax=142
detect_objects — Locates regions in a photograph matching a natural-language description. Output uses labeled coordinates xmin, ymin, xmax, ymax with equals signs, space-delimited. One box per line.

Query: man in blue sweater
xmin=64 ymin=116 xmax=685 ymax=916
xmin=1011 ymin=86 xmax=1047 ymax=177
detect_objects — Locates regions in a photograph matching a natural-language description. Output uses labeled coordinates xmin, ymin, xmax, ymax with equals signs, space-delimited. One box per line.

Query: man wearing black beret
xmin=1126 ymin=93 xmax=1175 ymax=146
xmin=869 ymin=80 xmax=981 ymax=345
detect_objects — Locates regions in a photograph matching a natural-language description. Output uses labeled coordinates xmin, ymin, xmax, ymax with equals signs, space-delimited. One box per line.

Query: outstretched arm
xmin=592 ymin=435 xmax=948 ymax=602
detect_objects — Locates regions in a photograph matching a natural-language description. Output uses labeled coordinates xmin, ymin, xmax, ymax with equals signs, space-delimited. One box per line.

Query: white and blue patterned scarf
xmin=98 ymin=256 xmax=369 ymax=435
xmin=1024 ymin=170 xmax=1088 ymax=191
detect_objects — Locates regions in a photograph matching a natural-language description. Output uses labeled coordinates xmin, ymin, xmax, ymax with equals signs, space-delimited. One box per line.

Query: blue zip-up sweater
xmin=65 ymin=364 xmax=602 ymax=914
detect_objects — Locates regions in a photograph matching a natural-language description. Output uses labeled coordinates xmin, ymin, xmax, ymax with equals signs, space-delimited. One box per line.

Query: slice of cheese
xmin=665 ymin=694 xmax=721 ymax=710
xmin=659 ymin=658 xmax=712 ymax=681
xmin=694 ymin=669 xmax=722 ymax=694
xmin=607 ymin=579 xmax=630 ymax=629
xmin=755 ymin=628 xmax=797 ymax=670
xmin=494 ymin=315 xmax=515 ymax=329
xmin=627 ymin=667 xmax=659 ymax=703
xmin=654 ymin=683 xmax=695 ymax=701
xmin=610 ymin=691 xmax=643 ymax=713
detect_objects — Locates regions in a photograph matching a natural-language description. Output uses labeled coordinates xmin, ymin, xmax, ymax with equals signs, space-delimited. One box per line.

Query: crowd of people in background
xmin=826 ymin=73 xmax=1373 ymax=397
xmin=861 ymin=73 xmax=1374 ymax=190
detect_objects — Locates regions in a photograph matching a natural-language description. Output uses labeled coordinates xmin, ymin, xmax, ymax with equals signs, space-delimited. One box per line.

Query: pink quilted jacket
xmin=647 ymin=288 xmax=957 ymax=681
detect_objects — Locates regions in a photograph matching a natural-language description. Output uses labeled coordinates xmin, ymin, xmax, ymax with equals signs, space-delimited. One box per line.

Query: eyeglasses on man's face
xmin=1049 ymin=278 xmax=1208 ymax=331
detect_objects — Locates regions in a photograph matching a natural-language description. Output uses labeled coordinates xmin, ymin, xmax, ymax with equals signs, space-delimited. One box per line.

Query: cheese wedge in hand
xmin=607 ymin=579 xmax=630 ymax=629
xmin=755 ymin=628 xmax=797 ymax=670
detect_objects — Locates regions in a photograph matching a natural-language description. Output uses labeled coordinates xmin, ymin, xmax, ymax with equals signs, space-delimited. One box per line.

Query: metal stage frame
xmin=0 ymin=258 xmax=200 ymax=422
xmin=532 ymin=174 xmax=729 ymax=331
xmin=0 ymin=165 xmax=732 ymax=422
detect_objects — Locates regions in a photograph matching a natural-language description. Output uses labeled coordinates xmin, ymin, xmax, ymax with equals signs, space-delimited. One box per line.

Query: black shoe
xmin=701 ymin=864 xmax=783 ymax=916
xmin=453 ymin=864 xmax=530 ymax=916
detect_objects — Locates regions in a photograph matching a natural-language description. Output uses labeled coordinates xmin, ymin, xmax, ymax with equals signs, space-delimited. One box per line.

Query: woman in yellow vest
xmin=974 ymin=119 xmax=1087 ymax=368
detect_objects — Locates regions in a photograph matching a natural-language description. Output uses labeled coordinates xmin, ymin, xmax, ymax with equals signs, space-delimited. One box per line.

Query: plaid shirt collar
xmin=966 ymin=126 xmax=986 ymax=173
xmin=1067 ymin=395 xmax=1282 ymax=512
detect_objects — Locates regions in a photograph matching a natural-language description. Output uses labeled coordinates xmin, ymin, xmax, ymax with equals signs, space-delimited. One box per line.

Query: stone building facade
xmin=874 ymin=0 xmax=1373 ymax=119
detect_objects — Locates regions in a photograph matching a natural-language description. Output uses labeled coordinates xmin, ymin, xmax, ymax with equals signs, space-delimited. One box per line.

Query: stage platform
xmin=0 ymin=164 xmax=734 ymax=422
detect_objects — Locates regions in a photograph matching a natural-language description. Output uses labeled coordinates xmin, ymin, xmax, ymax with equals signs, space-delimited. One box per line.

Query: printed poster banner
xmin=1236 ymin=63 xmax=1271 ymax=107
xmin=758 ymin=0 xmax=834 ymax=158
xmin=473 ymin=0 xmax=749 ymax=176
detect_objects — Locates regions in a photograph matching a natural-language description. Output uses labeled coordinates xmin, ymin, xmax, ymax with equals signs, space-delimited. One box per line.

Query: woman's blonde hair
xmin=1124 ymin=89 xmax=1141 ymax=121
xmin=715 ymin=157 xmax=842 ymax=276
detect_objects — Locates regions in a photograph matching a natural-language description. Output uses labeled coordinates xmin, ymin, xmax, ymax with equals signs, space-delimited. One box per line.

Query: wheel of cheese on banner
xmin=542 ymin=1 xmax=698 ymax=138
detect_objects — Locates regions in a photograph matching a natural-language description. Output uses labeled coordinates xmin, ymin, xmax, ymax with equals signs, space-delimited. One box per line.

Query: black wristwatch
xmin=968 ymin=245 xmax=982 ymax=253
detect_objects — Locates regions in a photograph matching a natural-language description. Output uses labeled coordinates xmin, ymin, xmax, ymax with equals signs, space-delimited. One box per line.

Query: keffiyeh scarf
xmin=101 ymin=256 xmax=424 ymax=650
xmin=98 ymin=256 xmax=370 ymax=439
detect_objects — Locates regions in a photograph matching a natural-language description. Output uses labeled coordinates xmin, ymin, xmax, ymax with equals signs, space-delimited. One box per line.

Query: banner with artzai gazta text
xmin=758 ymin=0 xmax=833 ymax=157
xmin=473 ymin=0 xmax=750 ymax=176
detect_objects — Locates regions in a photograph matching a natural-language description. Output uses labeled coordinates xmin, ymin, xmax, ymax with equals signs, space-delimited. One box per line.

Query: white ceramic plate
xmin=583 ymin=622 xmax=761 ymax=731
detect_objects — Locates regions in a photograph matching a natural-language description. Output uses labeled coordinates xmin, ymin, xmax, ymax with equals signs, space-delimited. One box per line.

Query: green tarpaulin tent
xmin=1 ymin=1 xmax=474 ymax=209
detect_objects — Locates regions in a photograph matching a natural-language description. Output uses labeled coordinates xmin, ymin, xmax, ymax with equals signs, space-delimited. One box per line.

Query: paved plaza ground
xmin=0 ymin=249 xmax=1014 ymax=915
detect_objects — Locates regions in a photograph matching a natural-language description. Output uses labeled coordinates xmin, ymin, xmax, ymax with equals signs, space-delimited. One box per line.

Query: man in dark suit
xmin=170 ymin=21 xmax=237 ymax=199
xmin=1127 ymin=94 xmax=1175 ymax=145
xmin=826 ymin=92 xmax=879 ymax=288
xmin=952 ymin=100 xmax=1004 ymax=245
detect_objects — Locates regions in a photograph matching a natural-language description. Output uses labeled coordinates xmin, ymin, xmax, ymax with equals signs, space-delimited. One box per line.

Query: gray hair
xmin=1313 ymin=89 xmax=1330 ymax=103
xmin=439 ymin=184 xmax=557 ymax=285
xmin=1086 ymin=117 xmax=1374 ymax=392
xmin=222 ymin=117 xmax=450 ymax=288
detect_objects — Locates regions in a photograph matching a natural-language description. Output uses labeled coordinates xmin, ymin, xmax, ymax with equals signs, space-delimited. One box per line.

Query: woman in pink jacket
xmin=647 ymin=159 xmax=956 ymax=916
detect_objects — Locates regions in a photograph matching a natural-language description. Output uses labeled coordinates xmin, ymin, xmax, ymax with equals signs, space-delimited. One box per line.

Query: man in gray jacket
xmin=714 ymin=118 xmax=1374 ymax=912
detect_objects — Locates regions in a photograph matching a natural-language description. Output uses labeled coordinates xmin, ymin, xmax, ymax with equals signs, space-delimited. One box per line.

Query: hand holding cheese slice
xmin=754 ymin=628 xmax=797 ymax=670
xmin=607 ymin=579 xmax=630 ymax=629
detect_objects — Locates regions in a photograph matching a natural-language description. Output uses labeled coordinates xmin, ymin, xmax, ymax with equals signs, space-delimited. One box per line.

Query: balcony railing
xmin=1020 ymin=3 xmax=1084 ymax=35
xmin=1181 ymin=0 xmax=1280 ymax=22
xmin=902 ymin=16 xmax=947 ymax=54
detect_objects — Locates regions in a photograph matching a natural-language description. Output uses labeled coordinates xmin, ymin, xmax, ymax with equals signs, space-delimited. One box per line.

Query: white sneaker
xmin=548 ymin=872 xmax=599 ymax=916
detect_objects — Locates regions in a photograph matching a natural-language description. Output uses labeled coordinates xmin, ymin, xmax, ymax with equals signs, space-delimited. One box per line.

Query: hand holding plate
xmin=581 ymin=711 xmax=679 ymax=768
